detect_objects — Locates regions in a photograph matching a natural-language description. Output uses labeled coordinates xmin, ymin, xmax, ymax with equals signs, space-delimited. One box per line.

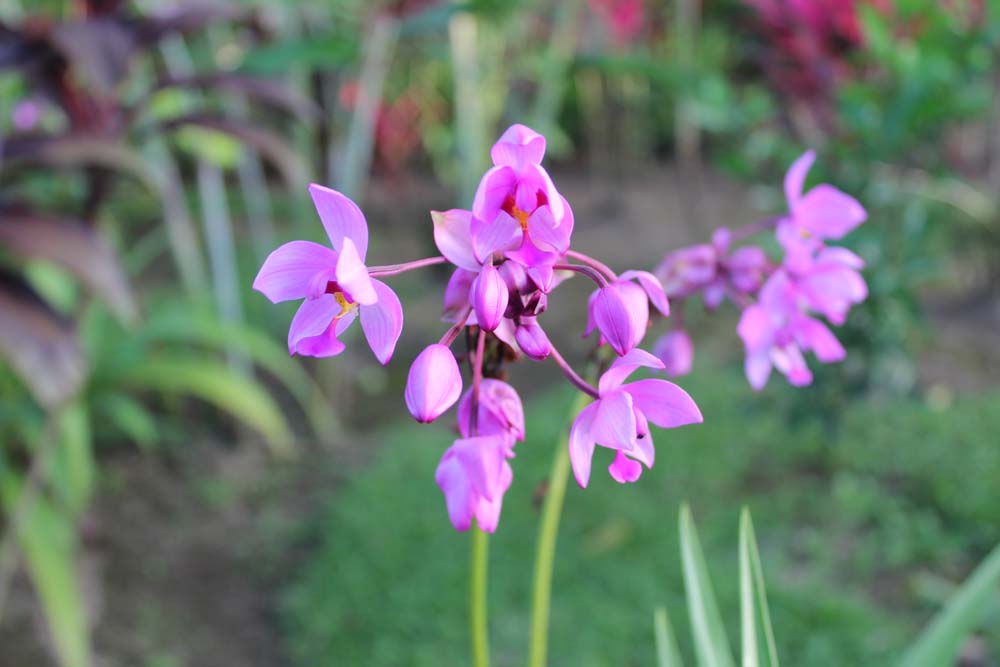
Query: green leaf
xmin=97 ymin=393 xmax=158 ymax=450
xmin=739 ymin=510 xmax=758 ymax=667
xmin=49 ymin=402 xmax=95 ymax=514
xmin=139 ymin=308 xmax=339 ymax=441
xmin=739 ymin=508 xmax=779 ymax=667
xmin=1 ymin=474 xmax=91 ymax=667
xmin=120 ymin=358 xmax=294 ymax=457
xmin=679 ymin=504 xmax=735 ymax=667
xmin=654 ymin=606 xmax=684 ymax=667
xmin=898 ymin=539 xmax=1000 ymax=667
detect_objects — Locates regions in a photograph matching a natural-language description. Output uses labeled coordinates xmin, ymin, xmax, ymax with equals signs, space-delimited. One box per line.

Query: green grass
xmin=282 ymin=367 xmax=1000 ymax=666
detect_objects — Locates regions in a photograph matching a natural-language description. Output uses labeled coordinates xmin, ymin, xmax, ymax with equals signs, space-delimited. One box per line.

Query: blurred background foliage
xmin=0 ymin=0 xmax=998 ymax=666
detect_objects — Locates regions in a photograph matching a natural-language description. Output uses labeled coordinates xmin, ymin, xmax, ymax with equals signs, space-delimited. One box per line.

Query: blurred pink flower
xmin=590 ymin=0 xmax=645 ymax=48
xmin=737 ymin=270 xmax=846 ymax=390
xmin=778 ymin=150 xmax=867 ymax=263
xmin=653 ymin=329 xmax=694 ymax=378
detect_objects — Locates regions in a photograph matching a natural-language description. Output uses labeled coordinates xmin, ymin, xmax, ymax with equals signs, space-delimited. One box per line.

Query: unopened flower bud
xmin=405 ymin=344 xmax=462 ymax=423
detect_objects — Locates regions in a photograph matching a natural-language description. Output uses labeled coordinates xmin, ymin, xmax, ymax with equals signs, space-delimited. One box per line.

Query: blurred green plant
xmin=0 ymin=2 xmax=327 ymax=665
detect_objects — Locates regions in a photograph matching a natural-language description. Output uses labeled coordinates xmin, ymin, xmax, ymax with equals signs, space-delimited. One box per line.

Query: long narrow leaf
xmin=746 ymin=512 xmax=779 ymax=667
xmin=680 ymin=504 xmax=735 ymax=667
xmin=898 ymin=540 xmax=1000 ymax=667
xmin=138 ymin=308 xmax=339 ymax=440
xmin=739 ymin=510 xmax=758 ymax=667
xmin=120 ymin=359 xmax=294 ymax=456
xmin=655 ymin=606 xmax=684 ymax=667
xmin=1 ymin=475 xmax=91 ymax=667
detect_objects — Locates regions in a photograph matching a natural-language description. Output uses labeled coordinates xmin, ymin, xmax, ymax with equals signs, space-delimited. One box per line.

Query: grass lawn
xmin=283 ymin=365 xmax=1000 ymax=666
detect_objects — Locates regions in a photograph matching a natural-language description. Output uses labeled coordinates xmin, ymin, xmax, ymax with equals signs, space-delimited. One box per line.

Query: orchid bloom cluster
xmin=253 ymin=126 xmax=866 ymax=533
xmin=652 ymin=150 xmax=869 ymax=390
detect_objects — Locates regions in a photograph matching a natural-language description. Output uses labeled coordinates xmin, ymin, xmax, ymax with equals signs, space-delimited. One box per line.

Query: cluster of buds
xmin=253 ymin=126 xmax=866 ymax=532
xmin=652 ymin=150 xmax=868 ymax=389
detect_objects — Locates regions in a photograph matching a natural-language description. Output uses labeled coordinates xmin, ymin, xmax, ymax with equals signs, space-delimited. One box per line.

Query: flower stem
xmin=565 ymin=249 xmax=617 ymax=281
xmin=548 ymin=343 xmax=599 ymax=399
xmin=529 ymin=390 xmax=594 ymax=667
xmin=439 ymin=307 xmax=472 ymax=347
xmin=729 ymin=215 xmax=781 ymax=242
xmin=368 ymin=255 xmax=447 ymax=277
xmin=552 ymin=262 xmax=608 ymax=288
xmin=470 ymin=524 xmax=491 ymax=667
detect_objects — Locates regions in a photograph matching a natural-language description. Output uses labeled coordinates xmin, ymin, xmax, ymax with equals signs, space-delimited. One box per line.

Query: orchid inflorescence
xmin=253 ymin=125 xmax=867 ymax=533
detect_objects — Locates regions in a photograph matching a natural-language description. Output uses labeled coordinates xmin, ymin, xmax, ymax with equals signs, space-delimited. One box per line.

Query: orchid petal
xmin=591 ymin=389 xmax=638 ymax=451
xmin=569 ymin=401 xmax=599 ymax=488
xmin=623 ymin=379 xmax=703 ymax=429
xmin=442 ymin=269 xmax=477 ymax=322
xmin=745 ymin=351 xmax=772 ymax=391
xmin=772 ymin=344 xmax=812 ymax=387
xmin=491 ymin=124 xmax=546 ymax=168
xmin=335 ymin=237 xmax=377 ymax=305
xmin=608 ymin=450 xmax=643 ymax=484
xmin=599 ymin=348 xmax=665 ymax=394
xmin=472 ymin=165 xmax=516 ymax=223
xmin=435 ymin=451 xmax=473 ymax=531
xmin=784 ymin=149 xmax=815 ymax=209
xmin=360 ymin=279 xmax=403 ymax=365
xmin=795 ymin=316 xmax=846 ymax=363
xmin=253 ymin=241 xmax=339 ymax=304
xmin=473 ymin=459 xmax=512 ymax=533
xmin=431 ymin=209 xmax=480 ymax=271
xmin=288 ymin=294 xmax=340 ymax=354
xmin=620 ymin=270 xmax=670 ymax=316
xmin=526 ymin=205 xmax=570 ymax=253
xmin=653 ymin=329 xmax=694 ymax=378
xmin=737 ymin=304 xmax=775 ymax=353
xmin=795 ymin=184 xmax=867 ymax=240
xmin=309 ymin=183 xmax=368 ymax=258
xmin=524 ymin=163 xmax=564 ymax=221
xmin=471 ymin=211 xmax=523 ymax=264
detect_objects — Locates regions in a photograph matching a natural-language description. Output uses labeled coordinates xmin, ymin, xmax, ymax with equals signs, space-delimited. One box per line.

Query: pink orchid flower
xmin=737 ymin=270 xmax=847 ymax=390
xmin=253 ymin=185 xmax=403 ymax=364
xmin=779 ymin=150 xmax=867 ymax=260
xmin=569 ymin=349 xmax=702 ymax=487
xmin=435 ymin=435 xmax=513 ymax=533
xmin=471 ymin=124 xmax=575 ymax=290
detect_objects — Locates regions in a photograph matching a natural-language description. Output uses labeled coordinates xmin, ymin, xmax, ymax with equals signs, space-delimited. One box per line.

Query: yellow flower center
xmin=333 ymin=291 xmax=358 ymax=320
xmin=511 ymin=205 xmax=531 ymax=232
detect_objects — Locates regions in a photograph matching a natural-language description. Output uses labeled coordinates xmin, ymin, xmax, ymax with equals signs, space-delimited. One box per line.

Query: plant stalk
xmin=529 ymin=389 xmax=594 ymax=667
xmin=471 ymin=524 xmax=491 ymax=667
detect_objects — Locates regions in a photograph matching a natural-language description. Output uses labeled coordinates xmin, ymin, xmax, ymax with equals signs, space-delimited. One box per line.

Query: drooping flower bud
xmin=514 ymin=317 xmax=551 ymax=360
xmin=471 ymin=264 xmax=509 ymax=331
xmin=458 ymin=379 xmax=525 ymax=441
xmin=590 ymin=283 xmax=648 ymax=356
xmin=653 ymin=329 xmax=694 ymax=378
xmin=405 ymin=344 xmax=462 ymax=423
xmin=435 ymin=435 xmax=513 ymax=532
